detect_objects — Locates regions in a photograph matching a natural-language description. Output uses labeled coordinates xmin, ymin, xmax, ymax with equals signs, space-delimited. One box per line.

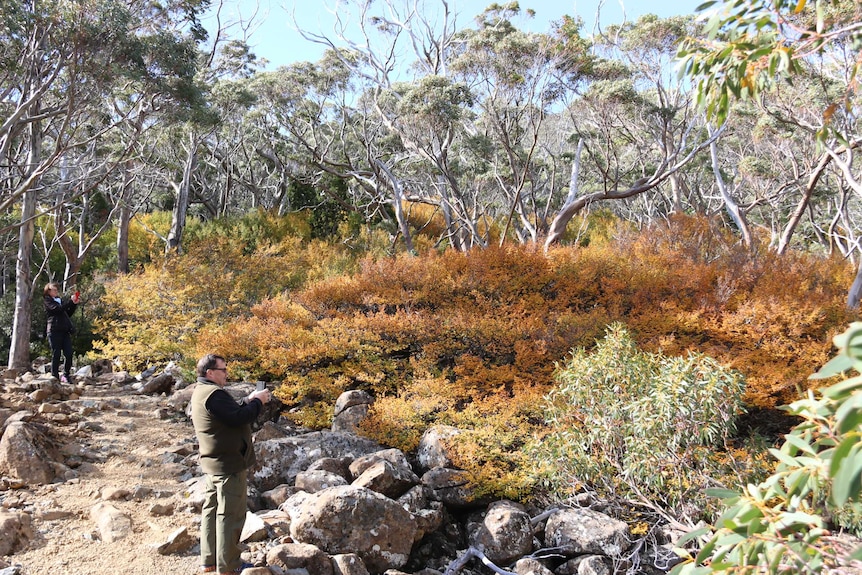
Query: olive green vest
xmin=191 ymin=380 xmax=257 ymax=475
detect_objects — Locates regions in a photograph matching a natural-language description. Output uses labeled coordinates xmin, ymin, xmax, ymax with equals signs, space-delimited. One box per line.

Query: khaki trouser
xmin=201 ymin=470 xmax=247 ymax=572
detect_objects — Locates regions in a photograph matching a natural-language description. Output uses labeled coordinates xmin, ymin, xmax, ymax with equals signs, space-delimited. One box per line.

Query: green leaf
xmin=829 ymin=436 xmax=858 ymax=482
xmin=715 ymin=532 xmax=746 ymax=545
xmin=676 ymin=525 xmax=712 ymax=546
xmin=836 ymin=402 xmax=862 ymax=435
xmin=810 ymin=354 xmax=854 ymax=379
xmin=822 ymin=375 xmax=862 ymax=397
xmin=775 ymin=511 xmax=823 ymax=531
xmin=694 ymin=537 xmax=718 ymax=564
xmin=832 ymin=444 xmax=862 ymax=506
xmin=783 ymin=433 xmax=818 ymax=456
xmin=705 ymin=488 xmax=741 ymax=500
xmin=770 ymin=447 xmax=801 ymax=468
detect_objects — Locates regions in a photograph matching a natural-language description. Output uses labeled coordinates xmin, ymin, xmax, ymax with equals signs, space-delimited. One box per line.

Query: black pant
xmin=48 ymin=330 xmax=73 ymax=378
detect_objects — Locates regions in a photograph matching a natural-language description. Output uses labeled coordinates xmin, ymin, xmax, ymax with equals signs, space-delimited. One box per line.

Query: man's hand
xmin=248 ymin=389 xmax=272 ymax=404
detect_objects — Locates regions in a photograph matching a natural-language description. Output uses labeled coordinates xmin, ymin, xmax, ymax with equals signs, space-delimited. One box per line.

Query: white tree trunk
xmin=8 ymin=119 xmax=41 ymax=369
xmin=167 ymin=135 xmax=197 ymax=254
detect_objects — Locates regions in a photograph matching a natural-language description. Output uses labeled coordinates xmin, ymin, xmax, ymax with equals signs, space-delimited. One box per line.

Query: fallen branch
xmin=443 ymin=546 xmax=518 ymax=575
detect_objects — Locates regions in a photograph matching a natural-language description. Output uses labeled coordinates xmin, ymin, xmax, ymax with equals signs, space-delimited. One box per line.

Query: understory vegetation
xmin=86 ymin=210 xmax=855 ymax=519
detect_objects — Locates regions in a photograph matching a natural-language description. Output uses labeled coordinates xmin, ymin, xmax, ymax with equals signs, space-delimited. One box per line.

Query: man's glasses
xmin=209 ymin=367 xmax=227 ymax=372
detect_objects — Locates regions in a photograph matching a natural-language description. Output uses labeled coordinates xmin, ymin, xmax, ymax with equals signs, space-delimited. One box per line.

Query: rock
xmin=137 ymin=373 xmax=175 ymax=395
xmin=290 ymin=485 xmax=417 ymax=572
xmin=166 ymin=385 xmax=196 ymax=412
xmin=90 ymin=501 xmax=133 ymax=542
xmin=295 ymin=469 xmax=349 ymax=493
xmin=467 ymin=500 xmax=533 ymax=565
xmin=260 ymin=484 xmax=298 ymax=509
xmin=154 ymin=526 xmax=196 ymax=555
xmin=149 ymin=503 xmax=174 ymax=516
xmin=101 ymin=486 xmax=131 ymax=501
xmin=0 ymin=421 xmax=61 ymax=485
xmin=89 ymin=359 xmax=114 ymax=377
xmin=349 ymin=448 xmax=413 ymax=477
xmin=251 ymin=431 xmax=382 ymax=491
xmin=255 ymin=509 xmax=292 ymax=538
xmin=0 ymin=511 xmax=34 ymax=555
xmin=556 ymin=555 xmax=611 ymax=575
xmin=332 ymin=553 xmax=370 ymax=575
xmin=544 ymin=508 xmax=631 ymax=558
xmin=417 ymin=426 xmax=461 ymax=472
xmin=421 ymin=467 xmax=487 ymax=508
xmin=512 ymin=557 xmax=554 ymax=575
xmin=308 ymin=456 xmax=353 ymax=480
xmin=240 ymin=511 xmax=269 ymax=542
xmin=332 ymin=390 xmax=373 ymax=432
xmin=253 ymin=420 xmax=295 ymax=442
xmin=266 ymin=542 xmax=334 ymax=575
xmin=352 ymin=458 xmax=419 ymax=499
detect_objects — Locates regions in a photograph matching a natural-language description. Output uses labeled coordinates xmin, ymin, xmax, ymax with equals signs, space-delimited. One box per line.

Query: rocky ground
xmin=1 ymin=378 xmax=215 ymax=575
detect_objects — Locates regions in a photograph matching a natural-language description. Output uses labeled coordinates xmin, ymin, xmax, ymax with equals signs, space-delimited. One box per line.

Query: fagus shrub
xmin=94 ymin=213 xmax=854 ymax=516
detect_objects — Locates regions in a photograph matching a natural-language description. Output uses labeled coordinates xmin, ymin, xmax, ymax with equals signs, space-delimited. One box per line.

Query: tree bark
xmin=708 ymin=124 xmax=751 ymax=248
xmin=167 ymin=135 xmax=197 ymax=254
xmin=8 ymin=119 xmax=41 ymax=370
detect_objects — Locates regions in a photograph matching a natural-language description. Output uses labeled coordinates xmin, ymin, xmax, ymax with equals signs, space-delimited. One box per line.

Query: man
xmin=191 ymin=354 xmax=271 ymax=575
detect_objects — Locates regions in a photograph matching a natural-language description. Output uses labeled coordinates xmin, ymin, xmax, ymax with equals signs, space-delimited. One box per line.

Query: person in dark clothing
xmin=191 ymin=354 xmax=271 ymax=575
xmin=43 ymin=283 xmax=79 ymax=382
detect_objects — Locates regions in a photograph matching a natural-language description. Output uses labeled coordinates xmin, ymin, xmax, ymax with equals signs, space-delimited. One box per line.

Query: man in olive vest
xmin=191 ymin=354 xmax=271 ymax=575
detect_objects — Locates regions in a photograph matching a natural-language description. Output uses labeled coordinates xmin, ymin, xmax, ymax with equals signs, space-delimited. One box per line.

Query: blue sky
xmin=208 ymin=0 xmax=707 ymax=70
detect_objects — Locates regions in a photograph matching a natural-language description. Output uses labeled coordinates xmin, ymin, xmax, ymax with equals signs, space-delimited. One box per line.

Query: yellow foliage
xmin=94 ymin=211 xmax=855 ymax=504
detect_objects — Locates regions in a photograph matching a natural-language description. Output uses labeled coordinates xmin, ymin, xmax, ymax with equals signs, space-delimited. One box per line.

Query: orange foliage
xmin=99 ymin=211 xmax=856 ymax=498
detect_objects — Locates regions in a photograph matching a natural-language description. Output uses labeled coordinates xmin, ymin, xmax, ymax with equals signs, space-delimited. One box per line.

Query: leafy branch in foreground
xmin=672 ymin=322 xmax=862 ymax=574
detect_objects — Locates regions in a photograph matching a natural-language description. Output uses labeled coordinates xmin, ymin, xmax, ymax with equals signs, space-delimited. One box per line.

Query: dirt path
xmin=3 ymin=382 xmax=206 ymax=575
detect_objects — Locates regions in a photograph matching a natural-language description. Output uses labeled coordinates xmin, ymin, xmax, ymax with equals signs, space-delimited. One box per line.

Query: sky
xmin=207 ymin=0 xmax=707 ymax=70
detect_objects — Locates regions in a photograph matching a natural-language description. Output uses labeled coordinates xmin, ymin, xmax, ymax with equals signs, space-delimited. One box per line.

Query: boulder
xmin=89 ymin=359 xmax=114 ymax=376
xmin=351 ymin=459 xmax=419 ymax=499
xmin=416 ymin=426 xmax=461 ymax=471
xmin=137 ymin=372 xmax=175 ymax=395
xmin=154 ymin=526 xmax=196 ymax=555
xmin=266 ymin=542 xmax=333 ymax=575
xmin=251 ymin=431 xmax=381 ymax=491
xmin=289 ymin=485 xmax=417 ymax=573
xmin=421 ymin=467 xmax=488 ymax=508
xmin=512 ymin=557 xmax=554 ymax=575
xmin=295 ymin=469 xmax=349 ymax=493
xmin=332 ymin=390 xmax=373 ymax=433
xmin=331 ymin=553 xmax=370 ymax=575
xmin=556 ymin=555 xmax=611 ymax=575
xmin=0 ymin=511 xmax=34 ymax=555
xmin=90 ymin=502 xmax=133 ymax=543
xmin=467 ymin=500 xmax=533 ymax=565
xmin=544 ymin=508 xmax=631 ymax=558
xmin=0 ymin=421 xmax=62 ymax=485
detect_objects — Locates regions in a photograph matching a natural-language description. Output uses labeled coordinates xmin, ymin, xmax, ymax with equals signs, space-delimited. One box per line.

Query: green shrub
xmin=531 ymin=323 xmax=762 ymax=521
xmin=672 ymin=323 xmax=862 ymax=574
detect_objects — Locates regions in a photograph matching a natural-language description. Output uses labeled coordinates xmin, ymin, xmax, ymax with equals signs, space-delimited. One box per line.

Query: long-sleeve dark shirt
xmin=191 ymin=378 xmax=262 ymax=475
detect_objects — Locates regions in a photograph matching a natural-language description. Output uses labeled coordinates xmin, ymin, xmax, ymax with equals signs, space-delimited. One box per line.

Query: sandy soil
xmin=2 ymin=382 xmax=213 ymax=575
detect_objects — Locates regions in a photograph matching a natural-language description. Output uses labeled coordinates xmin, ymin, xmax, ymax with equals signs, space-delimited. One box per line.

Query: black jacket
xmin=44 ymin=294 xmax=77 ymax=334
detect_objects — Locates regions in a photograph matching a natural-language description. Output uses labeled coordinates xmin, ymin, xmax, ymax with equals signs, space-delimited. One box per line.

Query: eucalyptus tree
xmin=1 ymin=0 xmax=209 ymax=369
xmin=448 ymin=3 xmax=565 ymax=246
xmin=543 ymin=14 xmax=721 ymax=250
xmin=677 ymin=0 xmax=862 ymax=305
xmin=293 ymin=0 xmax=497 ymax=251
xmin=246 ymin=52 xmax=412 ymax=240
